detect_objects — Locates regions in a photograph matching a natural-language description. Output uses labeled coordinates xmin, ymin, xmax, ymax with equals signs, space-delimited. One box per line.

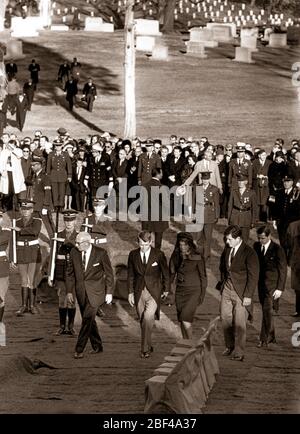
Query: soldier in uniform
xmin=46 ymin=138 xmax=72 ymax=211
xmin=84 ymin=143 xmax=113 ymax=212
xmin=195 ymin=171 xmax=220 ymax=261
xmin=228 ymin=174 xmax=257 ymax=242
xmin=15 ymin=200 xmax=42 ymax=316
xmin=228 ymin=144 xmax=253 ymax=191
xmin=138 ymin=139 xmax=162 ymax=186
xmin=26 ymin=150 xmax=54 ymax=238
xmin=49 ymin=210 xmax=78 ymax=335
xmin=275 ymin=174 xmax=300 ymax=255
xmin=0 ymin=210 xmax=11 ymax=325
xmin=81 ymin=197 xmax=111 ymax=246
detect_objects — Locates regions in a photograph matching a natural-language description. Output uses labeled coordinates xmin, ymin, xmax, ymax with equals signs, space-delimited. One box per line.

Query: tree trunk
xmin=162 ymin=0 xmax=176 ymax=34
xmin=124 ymin=0 xmax=136 ymax=140
xmin=0 ymin=0 xmax=9 ymax=32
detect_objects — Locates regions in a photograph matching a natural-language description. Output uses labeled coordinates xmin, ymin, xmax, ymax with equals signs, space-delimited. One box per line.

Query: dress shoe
xmin=267 ymin=338 xmax=277 ymax=345
xmin=54 ymin=327 xmax=65 ymax=336
xmin=16 ymin=306 xmax=27 ymax=317
xmin=74 ymin=352 xmax=84 ymax=359
xmin=257 ymin=341 xmax=268 ymax=348
xmin=89 ymin=346 xmax=103 ymax=354
xmin=65 ymin=328 xmax=76 ymax=336
xmin=222 ymin=348 xmax=234 ymax=356
xmin=140 ymin=351 xmax=150 ymax=359
xmin=291 ymin=312 xmax=300 ymax=317
xmin=230 ymin=355 xmax=244 ymax=362
xmin=29 ymin=306 xmax=38 ymax=314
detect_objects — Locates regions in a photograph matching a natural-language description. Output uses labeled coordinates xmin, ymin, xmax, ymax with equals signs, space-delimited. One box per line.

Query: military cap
xmin=19 ymin=199 xmax=35 ymax=209
xmin=53 ymin=138 xmax=63 ymax=146
xmin=236 ymin=144 xmax=246 ymax=152
xmin=283 ymin=174 xmax=294 ymax=182
xmin=275 ymin=151 xmax=284 ymax=159
xmin=200 ymin=171 xmax=212 ymax=180
xmin=236 ymin=173 xmax=248 ymax=181
xmin=57 ymin=127 xmax=67 ymax=136
xmin=31 ymin=149 xmax=45 ymax=164
xmin=93 ymin=197 xmax=106 ymax=205
xmin=145 ymin=138 xmax=154 ymax=147
xmin=62 ymin=209 xmax=78 ymax=221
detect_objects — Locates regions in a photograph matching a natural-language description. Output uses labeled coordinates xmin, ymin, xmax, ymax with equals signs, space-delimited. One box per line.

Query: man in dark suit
xmin=254 ymin=225 xmax=287 ymax=347
xmin=28 ymin=59 xmax=40 ymax=90
xmin=5 ymin=62 xmax=18 ymax=80
xmin=66 ymin=232 xmax=114 ymax=358
xmin=217 ymin=225 xmax=259 ymax=361
xmin=15 ymin=92 xmax=29 ymax=132
xmin=64 ymin=76 xmax=78 ymax=111
xmin=82 ymin=78 xmax=97 ymax=112
xmin=71 ymin=158 xmax=87 ymax=212
xmin=141 ymin=168 xmax=169 ymax=249
xmin=127 ymin=231 xmax=169 ymax=358
xmin=23 ymin=78 xmax=35 ymax=111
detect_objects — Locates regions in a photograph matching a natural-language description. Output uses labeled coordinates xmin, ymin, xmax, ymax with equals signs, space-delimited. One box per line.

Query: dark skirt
xmin=175 ymin=285 xmax=203 ymax=322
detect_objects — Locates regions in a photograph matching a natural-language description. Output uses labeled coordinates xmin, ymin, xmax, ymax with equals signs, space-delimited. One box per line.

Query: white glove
xmin=128 ymin=293 xmax=135 ymax=307
xmin=105 ymin=294 xmax=112 ymax=304
xmin=84 ymin=179 xmax=88 ymax=188
xmin=273 ymin=290 xmax=282 ymax=300
xmin=67 ymin=293 xmax=74 ymax=304
xmin=48 ymin=277 xmax=53 ymax=287
xmin=242 ymin=297 xmax=252 ymax=307
xmin=41 ymin=208 xmax=48 ymax=215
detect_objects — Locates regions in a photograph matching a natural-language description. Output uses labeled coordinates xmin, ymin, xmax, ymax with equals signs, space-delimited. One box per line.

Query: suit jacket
xmin=71 ymin=164 xmax=86 ymax=192
xmin=252 ymin=159 xmax=271 ymax=204
xmin=66 ymin=245 xmax=114 ymax=309
xmin=166 ymin=155 xmax=185 ymax=187
xmin=219 ymin=242 xmax=259 ymax=318
xmin=287 ymin=161 xmax=300 ymax=185
xmin=253 ymin=241 xmax=286 ymax=293
xmin=141 ymin=177 xmax=169 ymax=232
xmin=184 ymin=159 xmax=222 ymax=191
xmin=127 ymin=247 xmax=169 ymax=319
xmin=138 ymin=152 xmax=162 ymax=185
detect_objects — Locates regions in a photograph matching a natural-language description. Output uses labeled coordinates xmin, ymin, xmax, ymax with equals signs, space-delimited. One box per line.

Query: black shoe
xmin=96 ymin=308 xmax=105 ymax=318
xmin=16 ymin=306 xmax=27 ymax=317
xmin=89 ymin=346 xmax=103 ymax=354
xmin=140 ymin=351 xmax=150 ymax=359
xmin=292 ymin=312 xmax=300 ymax=317
xmin=267 ymin=338 xmax=277 ymax=345
xmin=230 ymin=355 xmax=244 ymax=362
xmin=54 ymin=327 xmax=65 ymax=336
xmin=74 ymin=352 xmax=84 ymax=359
xmin=222 ymin=348 xmax=234 ymax=356
xmin=257 ymin=341 xmax=268 ymax=348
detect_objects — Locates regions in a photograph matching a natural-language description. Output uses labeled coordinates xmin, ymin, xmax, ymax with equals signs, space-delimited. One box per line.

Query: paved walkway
xmin=1 ymin=217 xmax=299 ymax=414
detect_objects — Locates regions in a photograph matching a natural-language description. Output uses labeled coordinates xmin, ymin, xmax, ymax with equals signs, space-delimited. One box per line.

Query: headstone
xmin=186 ymin=41 xmax=207 ymax=58
xmin=4 ymin=39 xmax=25 ymax=60
xmin=263 ymin=27 xmax=272 ymax=42
xmin=210 ymin=25 xmax=233 ymax=43
xmin=269 ymin=33 xmax=287 ymax=48
xmin=11 ymin=17 xmax=42 ymax=37
xmin=136 ymin=35 xmax=156 ymax=52
xmin=40 ymin=0 xmax=52 ymax=27
xmin=50 ymin=24 xmax=69 ymax=31
xmin=240 ymin=27 xmax=258 ymax=52
xmin=207 ymin=22 xmax=237 ymax=37
xmin=84 ymin=18 xmax=114 ymax=32
xmin=135 ymin=19 xmax=161 ymax=36
xmin=189 ymin=27 xmax=218 ymax=47
xmin=233 ymin=46 xmax=254 ymax=63
xmin=151 ymin=41 xmax=169 ymax=60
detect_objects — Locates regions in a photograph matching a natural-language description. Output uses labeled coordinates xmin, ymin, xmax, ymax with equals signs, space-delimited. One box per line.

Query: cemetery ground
xmin=0 ymin=30 xmax=300 ymax=414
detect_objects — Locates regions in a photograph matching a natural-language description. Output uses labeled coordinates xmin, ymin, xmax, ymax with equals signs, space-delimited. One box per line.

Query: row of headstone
xmin=134 ymin=19 xmax=168 ymax=60
xmin=84 ymin=17 xmax=114 ymax=32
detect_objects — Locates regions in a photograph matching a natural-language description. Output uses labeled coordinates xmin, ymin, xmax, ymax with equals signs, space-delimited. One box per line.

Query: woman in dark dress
xmin=169 ymin=232 xmax=207 ymax=339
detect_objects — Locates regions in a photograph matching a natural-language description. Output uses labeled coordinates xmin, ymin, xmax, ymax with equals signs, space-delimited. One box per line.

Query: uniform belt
xmin=91 ymin=238 xmax=107 ymax=244
xmin=233 ymin=206 xmax=251 ymax=211
xmin=17 ymin=239 xmax=39 ymax=246
xmin=56 ymin=254 xmax=66 ymax=260
xmin=0 ymin=251 xmax=7 ymax=257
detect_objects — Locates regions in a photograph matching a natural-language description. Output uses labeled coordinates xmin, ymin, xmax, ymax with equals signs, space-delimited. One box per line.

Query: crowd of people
xmin=0 ymin=128 xmax=300 ymax=361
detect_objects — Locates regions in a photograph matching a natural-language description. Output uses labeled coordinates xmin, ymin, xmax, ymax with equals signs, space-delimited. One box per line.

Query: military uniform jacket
xmin=228 ymin=158 xmax=253 ymax=189
xmin=46 ymin=151 xmax=72 ymax=183
xmin=85 ymin=153 xmax=113 ymax=189
xmin=82 ymin=83 xmax=97 ymax=98
xmin=138 ymin=152 xmax=162 ymax=185
xmin=16 ymin=217 xmax=42 ymax=264
xmin=252 ymin=159 xmax=271 ymax=205
xmin=81 ymin=214 xmax=111 ymax=245
xmin=54 ymin=229 xmax=77 ymax=281
xmin=0 ymin=227 xmax=10 ymax=277
xmin=26 ymin=169 xmax=52 ymax=212
xmin=275 ymin=188 xmax=300 ymax=224
xmin=228 ymin=188 xmax=257 ymax=227
xmin=202 ymin=184 xmax=220 ymax=223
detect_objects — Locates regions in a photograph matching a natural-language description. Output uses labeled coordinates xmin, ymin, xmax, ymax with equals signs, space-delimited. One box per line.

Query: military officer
xmin=0 ymin=210 xmax=11 ymax=326
xmin=81 ymin=197 xmax=111 ymax=246
xmin=228 ymin=174 xmax=258 ymax=242
xmin=228 ymin=144 xmax=253 ymax=191
xmin=49 ymin=209 xmax=78 ymax=335
xmin=84 ymin=144 xmax=113 ymax=211
xmin=195 ymin=171 xmax=220 ymax=261
xmin=138 ymin=139 xmax=162 ymax=186
xmin=15 ymin=200 xmax=42 ymax=316
xmin=46 ymin=138 xmax=72 ymax=210
xmin=26 ymin=150 xmax=54 ymax=238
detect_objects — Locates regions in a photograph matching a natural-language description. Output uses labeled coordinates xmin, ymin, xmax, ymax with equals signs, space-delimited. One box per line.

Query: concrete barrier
xmin=144 ymin=316 xmax=220 ymax=413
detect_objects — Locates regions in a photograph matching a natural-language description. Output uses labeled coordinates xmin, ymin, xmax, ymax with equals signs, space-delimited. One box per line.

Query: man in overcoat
xmin=127 ymin=231 xmax=169 ymax=358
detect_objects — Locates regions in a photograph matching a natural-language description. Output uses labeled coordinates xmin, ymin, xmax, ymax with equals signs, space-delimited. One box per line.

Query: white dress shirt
xmin=261 ymin=240 xmax=271 ymax=255
xmin=140 ymin=247 xmax=151 ymax=264
xmin=82 ymin=244 xmax=92 ymax=271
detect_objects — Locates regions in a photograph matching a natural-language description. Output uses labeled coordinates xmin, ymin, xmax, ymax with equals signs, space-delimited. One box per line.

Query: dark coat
xmin=64 ymin=80 xmax=78 ymax=101
xmin=141 ymin=177 xmax=169 ymax=233
xmin=287 ymin=161 xmax=300 ymax=185
xmin=253 ymin=241 xmax=287 ymax=293
xmin=23 ymin=81 xmax=35 ymax=106
xmin=268 ymin=161 xmax=287 ymax=195
xmin=166 ymin=155 xmax=185 ymax=188
xmin=86 ymin=153 xmax=113 ymax=191
xmin=82 ymin=82 xmax=97 ymax=98
xmin=16 ymin=95 xmax=28 ymax=131
xmin=219 ymin=242 xmax=259 ymax=318
xmin=286 ymin=220 xmax=300 ymax=291
xmin=138 ymin=152 xmax=162 ymax=185
xmin=252 ymin=159 xmax=271 ymax=205
xmin=46 ymin=151 xmax=73 ymax=183
xmin=0 ymin=228 xmax=10 ymax=277
xmin=28 ymin=63 xmax=40 ymax=84
xmin=26 ymin=169 xmax=52 ymax=212
xmin=127 ymin=247 xmax=169 ymax=320
xmin=201 ymin=184 xmax=220 ymax=223
xmin=228 ymin=158 xmax=253 ymax=189
xmin=66 ymin=245 xmax=114 ymax=309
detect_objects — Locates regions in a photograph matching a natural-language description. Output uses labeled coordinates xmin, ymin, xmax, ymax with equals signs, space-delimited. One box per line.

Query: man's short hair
xmin=138 ymin=231 xmax=152 ymax=242
xmin=224 ymin=225 xmax=242 ymax=239
xmin=173 ymin=146 xmax=182 ymax=152
xmin=151 ymin=168 xmax=162 ymax=178
xmin=256 ymin=225 xmax=271 ymax=237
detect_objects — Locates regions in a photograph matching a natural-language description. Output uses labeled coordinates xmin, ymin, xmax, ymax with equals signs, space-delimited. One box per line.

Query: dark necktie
xmin=261 ymin=245 xmax=265 ymax=256
xmin=82 ymin=251 xmax=87 ymax=270
xmin=143 ymin=252 xmax=146 ymax=265
xmin=229 ymin=248 xmax=235 ymax=266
